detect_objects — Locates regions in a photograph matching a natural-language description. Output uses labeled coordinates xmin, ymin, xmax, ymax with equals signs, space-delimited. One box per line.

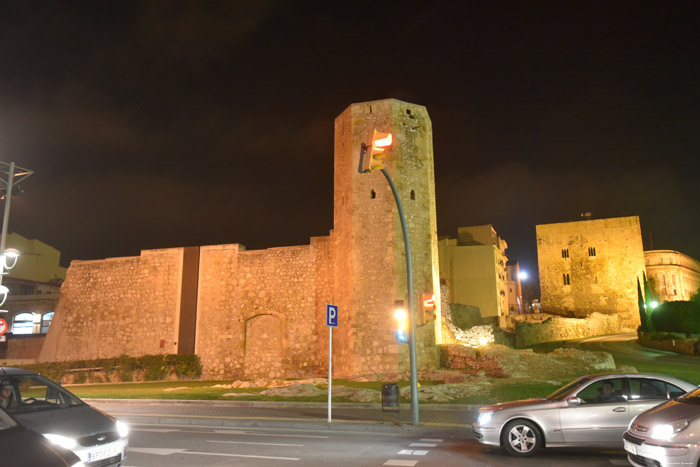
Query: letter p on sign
xmin=326 ymin=305 xmax=338 ymax=327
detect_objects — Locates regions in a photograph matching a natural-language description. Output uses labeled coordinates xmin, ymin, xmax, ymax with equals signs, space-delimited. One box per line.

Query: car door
xmin=560 ymin=377 xmax=629 ymax=444
xmin=627 ymin=377 xmax=682 ymax=420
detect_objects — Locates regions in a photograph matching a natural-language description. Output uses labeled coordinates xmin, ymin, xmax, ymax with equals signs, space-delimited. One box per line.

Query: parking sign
xmin=326 ymin=304 xmax=338 ymax=327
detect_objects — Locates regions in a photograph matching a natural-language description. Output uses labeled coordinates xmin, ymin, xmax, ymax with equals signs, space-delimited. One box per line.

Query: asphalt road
xmin=574 ymin=333 xmax=700 ymax=367
xmin=122 ymin=423 xmax=630 ymax=467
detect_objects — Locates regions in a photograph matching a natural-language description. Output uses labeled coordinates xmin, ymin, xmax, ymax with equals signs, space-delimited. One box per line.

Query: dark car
xmin=0 ymin=367 xmax=128 ymax=466
xmin=1 ymin=404 xmax=84 ymax=467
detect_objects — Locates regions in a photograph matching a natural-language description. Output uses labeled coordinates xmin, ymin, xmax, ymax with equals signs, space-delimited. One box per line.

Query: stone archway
xmin=243 ymin=313 xmax=285 ymax=379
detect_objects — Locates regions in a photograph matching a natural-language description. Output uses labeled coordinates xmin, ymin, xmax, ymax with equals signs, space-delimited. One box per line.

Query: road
xmin=122 ymin=423 xmax=629 ymax=466
xmin=574 ymin=332 xmax=700 ymax=367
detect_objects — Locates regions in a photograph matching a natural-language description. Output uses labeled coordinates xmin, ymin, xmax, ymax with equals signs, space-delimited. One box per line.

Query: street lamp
xmin=0 ymin=161 xmax=33 ymax=311
xmin=359 ymin=130 xmax=420 ymax=426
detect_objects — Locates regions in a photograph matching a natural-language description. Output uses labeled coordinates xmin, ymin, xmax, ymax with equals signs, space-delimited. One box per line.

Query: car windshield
xmin=0 ymin=374 xmax=84 ymax=414
xmin=678 ymin=387 xmax=700 ymax=403
xmin=547 ymin=377 xmax=590 ymax=401
xmin=0 ymin=407 xmax=19 ymax=431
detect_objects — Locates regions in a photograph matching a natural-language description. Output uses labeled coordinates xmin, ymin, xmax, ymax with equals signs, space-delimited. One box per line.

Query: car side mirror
xmin=567 ymin=396 xmax=582 ymax=407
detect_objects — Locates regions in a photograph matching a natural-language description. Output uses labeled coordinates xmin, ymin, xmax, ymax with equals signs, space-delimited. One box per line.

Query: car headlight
xmin=116 ymin=420 xmax=129 ymax=438
xmin=476 ymin=410 xmax=493 ymax=425
xmin=650 ymin=420 xmax=690 ymax=440
xmin=43 ymin=433 xmax=78 ymax=450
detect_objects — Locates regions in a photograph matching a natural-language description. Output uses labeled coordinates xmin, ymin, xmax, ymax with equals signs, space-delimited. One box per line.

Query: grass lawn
xmin=64 ymin=345 xmax=700 ymax=405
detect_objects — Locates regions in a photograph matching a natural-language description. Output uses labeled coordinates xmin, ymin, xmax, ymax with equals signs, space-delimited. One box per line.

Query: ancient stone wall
xmin=195 ymin=239 xmax=333 ymax=380
xmin=39 ymin=249 xmax=182 ymax=362
xmin=514 ymin=312 xmax=621 ymax=347
xmin=536 ymin=216 xmax=645 ymax=330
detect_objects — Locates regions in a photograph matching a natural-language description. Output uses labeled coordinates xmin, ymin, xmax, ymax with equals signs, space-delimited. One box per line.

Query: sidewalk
xmin=86 ymin=399 xmax=479 ymax=434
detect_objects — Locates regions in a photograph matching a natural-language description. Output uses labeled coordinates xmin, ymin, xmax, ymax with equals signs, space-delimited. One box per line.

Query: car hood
xmin=485 ymin=398 xmax=553 ymax=412
xmin=12 ymin=404 xmax=117 ymax=438
xmin=634 ymin=399 xmax=700 ymax=425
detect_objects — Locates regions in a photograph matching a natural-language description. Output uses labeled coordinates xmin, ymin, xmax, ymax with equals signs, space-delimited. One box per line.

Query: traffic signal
xmin=360 ymin=129 xmax=392 ymax=173
xmin=420 ymin=292 xmax=436 ymax=324
xmin=393 ymin=300 xmax=408 ymax=343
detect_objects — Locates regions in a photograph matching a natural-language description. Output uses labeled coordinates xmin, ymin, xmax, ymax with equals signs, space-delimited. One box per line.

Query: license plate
xmin=624 ymin=439 xmax=637 ymax=455
xmin=88 ymin=445 xmax=119 ymax=462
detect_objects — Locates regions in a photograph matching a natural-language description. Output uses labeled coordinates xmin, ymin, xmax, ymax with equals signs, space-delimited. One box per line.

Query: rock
xmin=163 ymin=386 xmax=189 ymax=392
xmin=618 ymin=365 xmax=638 ymax=373
xmin=223 ymin=392 xmax=259 ymax=397
xmin=331 ymin=386 xmax=381 ymax=403
xmin=260 ymin=383 xmax=323 ymax=397
xmin=444 ymin=374 xmax=466 ymax=384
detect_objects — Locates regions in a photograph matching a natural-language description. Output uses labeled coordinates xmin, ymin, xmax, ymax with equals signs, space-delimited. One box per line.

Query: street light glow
xmin=518 ymin=271 xmax=528 ymax=280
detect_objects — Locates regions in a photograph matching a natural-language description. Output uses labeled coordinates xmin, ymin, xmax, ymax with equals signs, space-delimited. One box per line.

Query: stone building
xmin=536 ymin=215 xmax=645 ymax=330
xmin=644 ymin=250 xmax=700 ymax=303
xmin=39 ymin=99 xmax=445 ymax=379
xmin=438 ymin=225 xmax=509 ymax=322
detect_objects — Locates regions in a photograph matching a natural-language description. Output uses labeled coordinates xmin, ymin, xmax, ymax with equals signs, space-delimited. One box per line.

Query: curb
xmin=84 ymin=398 xmax=484 ymax=411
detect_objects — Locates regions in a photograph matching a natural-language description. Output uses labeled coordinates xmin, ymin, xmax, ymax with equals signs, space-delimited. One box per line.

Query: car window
xmin=576 ymin=378 xmax=626 ymax=404
xmin=628 ymin=378 xmax=668 ymax=401
xmin=667 ymin=383 xmax=687 ymax=399
xmin=0 ymin=375 xmax=82 ymax=414
xmin=548 ymin=378 xmax=589 ymax=401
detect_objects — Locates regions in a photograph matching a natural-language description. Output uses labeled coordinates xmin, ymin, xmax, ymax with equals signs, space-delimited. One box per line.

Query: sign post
xmin=326 ymin=304 xmax=338 ymax=423
xmin=0 ymin=318 xmax=7 ymax=336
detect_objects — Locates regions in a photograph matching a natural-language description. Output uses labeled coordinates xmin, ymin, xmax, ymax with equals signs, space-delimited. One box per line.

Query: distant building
xmin=645 ymin=250 xmax=700 ymax=303
xmin=438 ymin=225 xmax=509 ymax=320
xmin=505 ymin=260 xmax=523 ymax=315
xmin=536 ymin=215 xmax=645 ymax=331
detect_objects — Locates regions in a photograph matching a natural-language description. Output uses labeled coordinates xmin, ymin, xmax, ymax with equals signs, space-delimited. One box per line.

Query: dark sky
xmin=1 ymin=1 xmax=698 ymax=282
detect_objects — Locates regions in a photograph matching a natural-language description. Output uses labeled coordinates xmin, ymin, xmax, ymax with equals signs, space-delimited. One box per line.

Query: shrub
xmin=650 ymin=301 xmax=700 ymax=334
xmin=16 ymin=354 xmax=202 ymax=383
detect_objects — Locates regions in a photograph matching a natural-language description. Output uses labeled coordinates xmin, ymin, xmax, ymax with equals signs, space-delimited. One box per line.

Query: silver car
xmin=624 ymin=386 xmax=700 ymax=467
xmin=472 ymin=373 xmax=697 ymax=457
xmin=0 ymin=367 xmax=129 ymax=466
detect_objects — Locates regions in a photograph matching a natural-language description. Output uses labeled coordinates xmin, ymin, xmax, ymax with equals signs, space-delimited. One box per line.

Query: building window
xmin=12 ymin=313 xmax=36 ymax=335
xmin=562 ymin=249 xmax=569 ymax=258
xmin=563 ymin=273 xmax=570 ymax=285
xmin=410 ymin=190 xmax=416 ymax=200
xmin=41 ymin=312 xmax=54 ymax=334
xmin=588 ymin=247 xmax=596 ymax=257
xmin=370 ymin=189 xmax=376 ymax=199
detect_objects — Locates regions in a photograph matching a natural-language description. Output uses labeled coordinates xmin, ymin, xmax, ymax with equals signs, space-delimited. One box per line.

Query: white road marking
xmin=208 ymin=440 xmax=303 ymax=447
xmin=409 ymin=442 xmax=437 ymax=447
xmin=384 ymin=461 xmax=418 ymax=466
xmin=419 ymin=438 xmax=443 ymax=442
xmin=129 ymin=447 xmax=187 ymax=455
xmin=398 ymin=449 xmax=428 ymax=455
xmin=183 ymin=451 xmax=299 ymax=461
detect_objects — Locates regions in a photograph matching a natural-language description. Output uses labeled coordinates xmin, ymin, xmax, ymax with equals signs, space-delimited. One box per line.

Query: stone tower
xmin=536 ymin=215 xmax=645 ymax=330
xmin=332 ymin=99 xmax=442 ymax=376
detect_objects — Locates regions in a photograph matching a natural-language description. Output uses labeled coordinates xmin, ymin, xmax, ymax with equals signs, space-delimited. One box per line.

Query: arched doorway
xmin=243 ymin=314 xmax=285 ymax=379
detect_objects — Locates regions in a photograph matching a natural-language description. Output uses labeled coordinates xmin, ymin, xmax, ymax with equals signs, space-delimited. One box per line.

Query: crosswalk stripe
xmin=384 ymin=460 xmax=418 ymax=466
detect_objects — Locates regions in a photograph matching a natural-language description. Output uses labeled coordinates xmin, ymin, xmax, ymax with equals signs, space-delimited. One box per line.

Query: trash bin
xmin=382 ymin=383 xmax=399 ymax=412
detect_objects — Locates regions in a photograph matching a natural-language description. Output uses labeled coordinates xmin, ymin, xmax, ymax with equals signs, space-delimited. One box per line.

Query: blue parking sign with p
xmin=326 ymin=304 xmax=338 ymax=327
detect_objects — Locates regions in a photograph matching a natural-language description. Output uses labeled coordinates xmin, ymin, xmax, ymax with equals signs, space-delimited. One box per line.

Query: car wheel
xmin=502 ymin=419 xmax=542 ymax=457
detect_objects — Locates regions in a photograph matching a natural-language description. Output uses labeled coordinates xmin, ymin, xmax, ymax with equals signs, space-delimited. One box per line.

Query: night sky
xmin=1 ymin=1 xmax=698 ymax=284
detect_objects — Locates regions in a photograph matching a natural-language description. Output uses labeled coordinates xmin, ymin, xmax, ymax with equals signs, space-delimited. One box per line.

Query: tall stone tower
xmin=332 ymin=99 xmax=442 ymax=376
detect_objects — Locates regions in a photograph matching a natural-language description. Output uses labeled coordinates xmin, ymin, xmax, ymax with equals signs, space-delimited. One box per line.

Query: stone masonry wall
xmin=537 ymin=216 xmax=645 ymax=330
xmin=514 ymin=312 xmax=621 ymax=347
xmin=195 ymin=239 xmax=333 ymax=380
xmin=39 ymin=249 xmax=182 ymax=362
